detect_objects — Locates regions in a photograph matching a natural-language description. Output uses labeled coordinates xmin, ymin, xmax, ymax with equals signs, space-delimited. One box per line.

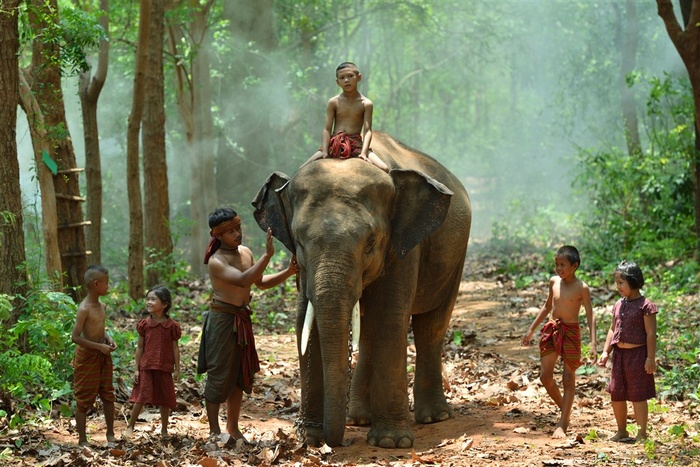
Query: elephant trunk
xmin=307 ymin=260 xmax=362 ymax=447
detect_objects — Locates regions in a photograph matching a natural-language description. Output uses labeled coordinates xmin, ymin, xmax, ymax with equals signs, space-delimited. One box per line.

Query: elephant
xmin=252 ymin=132 xmax=471 ymax=449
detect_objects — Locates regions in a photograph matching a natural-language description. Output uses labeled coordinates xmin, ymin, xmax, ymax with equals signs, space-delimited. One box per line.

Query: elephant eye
xmin=365 ymin=235 xmax=376 ymax=254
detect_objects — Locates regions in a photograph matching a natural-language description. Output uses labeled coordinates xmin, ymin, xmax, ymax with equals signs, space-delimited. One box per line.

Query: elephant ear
xmin=390 ymin=169 xmax=453 ymax=259
xmin=251 ymin=172 xmax=295 ymax=253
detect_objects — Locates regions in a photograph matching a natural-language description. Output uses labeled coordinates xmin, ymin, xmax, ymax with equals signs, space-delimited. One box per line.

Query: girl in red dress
xmin=598 ymin=261 xmax=657 ymax=442
xmin=124 ymin=286 xmax=181 ymax=438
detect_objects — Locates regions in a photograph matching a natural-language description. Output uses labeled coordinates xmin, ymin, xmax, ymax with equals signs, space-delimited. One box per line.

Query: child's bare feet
xmin=611 ymin=430 xmax=629 ymax=441
xmin=552 ymin=426 xmax=567 ymax=439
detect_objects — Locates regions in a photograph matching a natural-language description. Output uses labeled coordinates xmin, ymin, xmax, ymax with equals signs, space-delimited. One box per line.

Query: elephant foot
xmin=346 ymin=412 xmax=371 ymax=426
xmin=367 ymin=424 xmax=414 ymax=449
xmin=414 ymin=401 xmax=452 ymax=424
xmin=303 ymin=425 xmax=324 ymax=447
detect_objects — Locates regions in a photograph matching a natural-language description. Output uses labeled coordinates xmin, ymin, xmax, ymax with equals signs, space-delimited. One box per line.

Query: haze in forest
xmin=15 ymin=1 xmax=684 ymax=275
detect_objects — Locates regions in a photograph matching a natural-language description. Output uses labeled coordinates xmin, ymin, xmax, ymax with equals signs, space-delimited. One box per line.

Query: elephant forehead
xmin=292 ymin=164 xmax=394 ymax=199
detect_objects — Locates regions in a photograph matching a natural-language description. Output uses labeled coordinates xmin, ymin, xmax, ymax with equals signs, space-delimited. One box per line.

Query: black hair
xmin=84 ymin=265 xmax=108 ymax=285
xmin=615 ymin=261 xmax=645 ymax=290
xmin=555 ymin=245 xmax=580 ymax=267
xmin=336 ymin=61 xmax=359 ymax=76
xmin=148 ymin=285 xmax=172 ymax=317
xmin=208 ymin=207 xmax=238 ymax=229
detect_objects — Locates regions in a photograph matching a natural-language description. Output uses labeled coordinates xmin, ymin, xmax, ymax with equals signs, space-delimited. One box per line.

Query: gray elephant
xmin=252 ymin=132 xmax=471 ymax=448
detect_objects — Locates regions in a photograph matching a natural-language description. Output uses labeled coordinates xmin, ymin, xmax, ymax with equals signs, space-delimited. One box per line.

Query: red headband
xmin=203 ymin=216 xmax=241 ymax=264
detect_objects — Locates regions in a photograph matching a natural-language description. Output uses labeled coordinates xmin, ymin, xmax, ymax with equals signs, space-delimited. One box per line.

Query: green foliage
xmin=0 ymin=289 xmax=76 ymax=414
xmin=648 ymin=398 xmax=669 ymax=414
xmin=452 ymin=329 xmax=463 ymax=346
xmin=573 ymin=74 xmax=695 ymax=270
xmin=0 ymin=295 xmax=12 ymax=322
xmin=19 ymin=2 xmax=107 ymax=76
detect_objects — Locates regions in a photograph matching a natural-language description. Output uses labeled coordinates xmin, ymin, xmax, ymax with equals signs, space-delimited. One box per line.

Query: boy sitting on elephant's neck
xmin=301 ymin=61 xmax=389 ymax=172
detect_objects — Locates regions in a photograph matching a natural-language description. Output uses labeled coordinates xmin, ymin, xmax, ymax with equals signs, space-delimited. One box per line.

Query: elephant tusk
xmin=301 ymin=301 xmax=314 ymax=356
xmin=351 ymin=301 xmax=360 ymax=352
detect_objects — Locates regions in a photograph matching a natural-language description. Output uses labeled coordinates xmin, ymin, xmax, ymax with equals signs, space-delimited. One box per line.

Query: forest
xmin=1 ymin=0 xmax=700 ymax=465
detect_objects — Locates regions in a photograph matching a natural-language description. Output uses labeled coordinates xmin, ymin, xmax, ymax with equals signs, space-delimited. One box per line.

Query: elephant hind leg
xmin=411 ymin=294 xmax=459 ymax=424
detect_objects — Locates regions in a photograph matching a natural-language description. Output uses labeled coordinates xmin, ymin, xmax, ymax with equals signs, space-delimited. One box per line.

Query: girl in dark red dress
xmin=598 ymin=261 xmax=657 ymax=442
xmin=124 ymin=286 xmax=182 ymax=438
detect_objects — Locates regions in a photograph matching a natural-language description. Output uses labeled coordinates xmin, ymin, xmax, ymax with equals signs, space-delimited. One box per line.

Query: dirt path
xmin=12 ymin=279 xmax=700 ymax=466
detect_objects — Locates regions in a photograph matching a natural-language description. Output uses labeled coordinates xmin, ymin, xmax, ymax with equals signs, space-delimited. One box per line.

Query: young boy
xmin=198 ymin=208 xmax=298 ymax=445
xmin=71 ymin=265 xmax=117 ymax=446
xmin=302 ymin=61 xmax=389 ymax=172
xmin=521 ymin=245 xmax=597 ymax=439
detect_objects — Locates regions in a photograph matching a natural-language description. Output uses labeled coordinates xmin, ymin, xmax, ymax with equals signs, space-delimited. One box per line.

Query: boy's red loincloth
xmin=73 ymin=345 xmax=115 ymax=412
xmin=539 ymin=318 xmax=582 ymax=371
xmin=327 ymin=132 xmax=363 ymax=159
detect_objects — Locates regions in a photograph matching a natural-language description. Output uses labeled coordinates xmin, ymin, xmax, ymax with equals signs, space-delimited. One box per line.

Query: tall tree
xmin=79 ymin=0 xmax=110 ymax=265
xmin=167 ymin=0 xmax=216 ymax=276
xmin=657 ymin=0 xmax=700 ymax=248
xmin=143 ymin=0 xmax=172 ymax=287
xmin=219 ymin=0 xmax=279 ymax=201
xmin=18 ymin=72 xmax=61 ymax=283
xmin=0 ymin=0 xmax=28 ymax=306
xmin=126 ymin=0 xmax=150 ymax=299
xmin=26 ymin=0 xmax=88 ymax=296
xmin=617 ymin=0 xmax=641 ymax=156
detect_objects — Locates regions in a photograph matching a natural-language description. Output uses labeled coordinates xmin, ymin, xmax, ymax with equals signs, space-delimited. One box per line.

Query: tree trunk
xmin=166 ymin=0 xmax=216 ymax=277
xmin=619 ymin=0 xmax=641 ymax=156
xmin=657 ymin=0 xmax=700 ymax=252
xmin=79 ymin=0 xmax=110 ymax=266
xmin=18 ymin=72 xmax=62 ymax=283
xmin=143 ymin=0 xmax=172 ymax=287
xmin=28 ymin=0 xmax=87 ymax=298
xmin=126 ymin=0 xmax=151 ymax=300
xmin=0 ymin=0 xmax=29 ymax=309
xmin=218 ymin=0 xmax=278 ymax=203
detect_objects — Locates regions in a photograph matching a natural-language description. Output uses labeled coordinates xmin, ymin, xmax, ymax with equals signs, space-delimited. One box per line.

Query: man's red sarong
xmin=197 ymin=300 xmax=261 ymax=402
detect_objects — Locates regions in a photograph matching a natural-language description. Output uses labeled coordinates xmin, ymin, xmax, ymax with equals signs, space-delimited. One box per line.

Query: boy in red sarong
xmin=301 ymin=61 xmax=389 ymax=172
xmin=521 ymin=245 xmax=597 ymax=439
xmin=71 ymin=265 xmax=117 ymax=446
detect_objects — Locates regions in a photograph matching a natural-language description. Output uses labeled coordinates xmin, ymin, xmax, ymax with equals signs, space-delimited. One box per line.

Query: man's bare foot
xmin=552 ymin=426 xmax=567 ymax=439
xmin=78 ymin=439 xmax=91 ymax=447
xmin=123 ymin=427 xmax=134 ymax=439
xmin=161 ymin=428 xmax=168 ymax=437
xmin=611 ymin=430 xmax=629 ymax=441
xmin=635 ymin=433 xmax=648 ymax=442
xmin=106 ymin=432 xmax=117 ymax=443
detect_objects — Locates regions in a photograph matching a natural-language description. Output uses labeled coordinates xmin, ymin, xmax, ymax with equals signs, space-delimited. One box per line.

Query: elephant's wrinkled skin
xmin=252 ymin=132 xmax=471 ymax=448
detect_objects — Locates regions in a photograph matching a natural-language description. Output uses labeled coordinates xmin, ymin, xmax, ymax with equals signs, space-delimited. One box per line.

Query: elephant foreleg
xmin=298 ymin=308 xmax=325 ymax=445
xmin=347 ymin=325 xmax=372 ymax=426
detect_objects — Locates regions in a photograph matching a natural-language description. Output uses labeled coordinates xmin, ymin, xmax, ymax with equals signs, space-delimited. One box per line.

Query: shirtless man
xmin=198 ymin=207 xmax=297 ymax=444
xmin=302 ymin=61 xmax=389 ymax=172
xmin=71 ymin=265 xmax=117 ymax=446
xmin=521 ymin=245 xmax=597 ymax=439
